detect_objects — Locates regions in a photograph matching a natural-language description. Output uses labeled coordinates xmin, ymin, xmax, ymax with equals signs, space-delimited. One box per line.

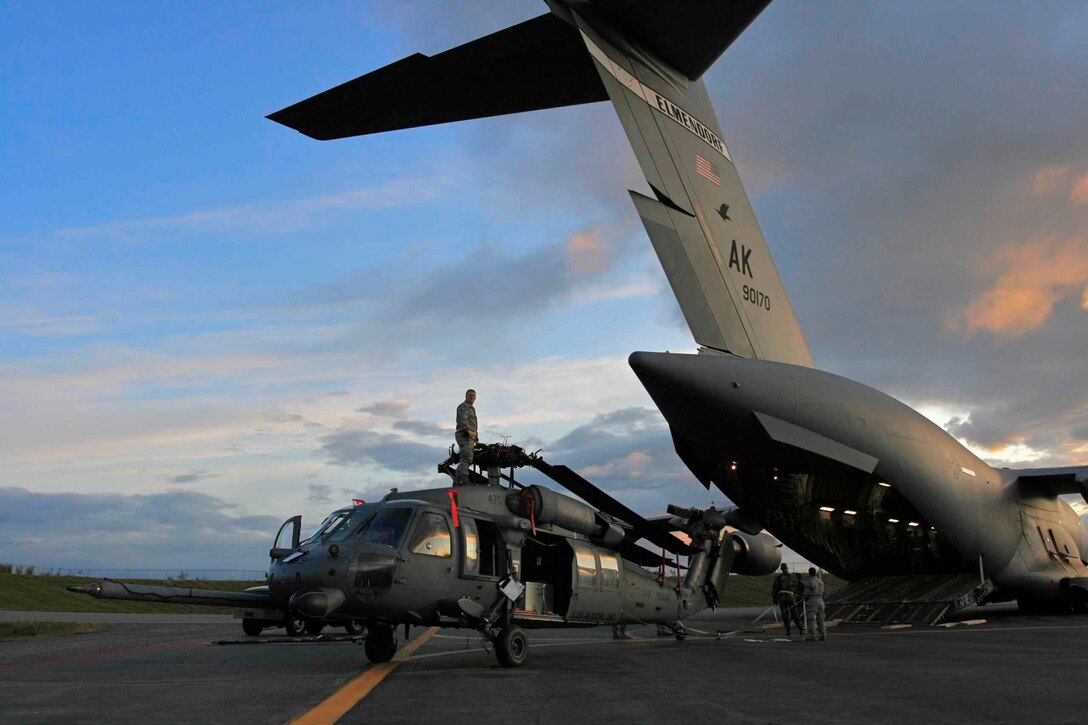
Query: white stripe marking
xmin=580 ymin=31 xmax=731 ymax=162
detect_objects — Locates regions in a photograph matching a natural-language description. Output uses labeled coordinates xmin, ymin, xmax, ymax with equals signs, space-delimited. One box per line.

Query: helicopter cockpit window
xmin=326 ymin=503 xmax=379 ymax=543
xmin=359 ymin=506 xmax=414 ymax=549
xmin=301 ymin=510 xmax=351 ymax=546
xmin=408 ymin=512 xmax=452 ymax=558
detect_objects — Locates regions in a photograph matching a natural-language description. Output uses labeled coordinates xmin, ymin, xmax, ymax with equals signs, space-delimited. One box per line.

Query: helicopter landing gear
xmin=670 ymin=621 xmax=688 ymax=641
xmin=457 ymin=593 xmax=531 ymax=668
xmin=343 ymin=620 xmax=366 ymax=635
xmin=494 ymin=625 xmax=528 ymax=668
xmin=242 ymin=619 xmax=265 ymax=637
xmin=284 ymin=614 xmax=307 ymax=637
xmin=364 ymin=624 xmax=398 ymax=663
xmin=304 ymin=620 xmax=326 ymax=636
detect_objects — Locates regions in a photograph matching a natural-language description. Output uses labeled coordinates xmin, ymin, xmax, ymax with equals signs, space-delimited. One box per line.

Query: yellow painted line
xmin=290 ymin=627 xmax=438 ymax=725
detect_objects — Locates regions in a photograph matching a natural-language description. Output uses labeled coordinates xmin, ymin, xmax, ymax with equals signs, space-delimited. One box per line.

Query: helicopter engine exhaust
xmin=508 ymin=486 xmax=624 ymax=545
xmin=289 ymin=587 xmax=347 ymax=618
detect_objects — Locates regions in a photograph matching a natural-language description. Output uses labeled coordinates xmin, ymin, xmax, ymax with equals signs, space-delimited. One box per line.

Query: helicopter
xmin=70 ymin=443 xmax=782 ymax=667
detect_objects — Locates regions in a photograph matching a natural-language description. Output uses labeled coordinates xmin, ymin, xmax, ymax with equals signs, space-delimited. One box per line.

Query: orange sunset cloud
xmin=948 ymin=239 xmax=1088 ymax=338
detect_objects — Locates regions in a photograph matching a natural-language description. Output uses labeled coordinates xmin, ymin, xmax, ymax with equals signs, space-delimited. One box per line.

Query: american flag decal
xmin=695 ymin=155 xmax=721 ymax=186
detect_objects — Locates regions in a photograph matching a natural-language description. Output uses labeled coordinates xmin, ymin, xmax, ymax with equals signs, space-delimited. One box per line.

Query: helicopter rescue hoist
xmin=70 ymin=442 xmax=782 ymax=667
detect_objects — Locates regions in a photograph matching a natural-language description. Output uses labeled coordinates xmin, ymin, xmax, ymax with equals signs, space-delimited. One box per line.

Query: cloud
xmin=1072 ymin=174 xmax=1088 ymax=205
xmin=564 ymin=231 xmax=612 ymax=277
xmin=0 ymin=487 xmax=280 ymax=571
xmin=357 ymin=400 xmax=410 ymax=419
xmin=541 ymin=407 xmax=709 ymax=512
xmin=392 ymin=419 xmax=451 ymax=438
xmin=386 ymin=227 xmax=626 ymax=324
xmin=318 ymin=427 xmax=447 ymax=473
xmin=1034 ymin=165 xmax=1071 ymax=196
xmin=0 ymin=313 xmax=103 ymax=337
xmin=50 ymin=179 xmax=450 ymax=244
xmin=946 ymin=238 xmax=1088 ymax=339
xmin=167 ymin=470 xmax=218 ymax=485
xmin=307 ymin=483 xmax=333 ymax=504
xmin=263 ymin=407 xmax=304 ymax=424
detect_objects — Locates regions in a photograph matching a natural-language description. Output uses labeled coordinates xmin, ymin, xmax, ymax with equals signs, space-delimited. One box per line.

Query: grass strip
xmin=0 ymin=621 xmax=106 ymax=642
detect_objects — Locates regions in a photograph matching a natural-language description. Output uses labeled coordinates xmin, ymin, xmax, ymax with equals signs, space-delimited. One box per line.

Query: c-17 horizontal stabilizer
xmin=268 ymin=13 xmax=607 ymax=140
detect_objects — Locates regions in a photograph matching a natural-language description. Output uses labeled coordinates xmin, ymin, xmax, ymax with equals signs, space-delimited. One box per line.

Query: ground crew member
xmin=793 ymin=571 xmax=806 ymax=628
xmin=771 ymin=564 xmax=805 ymax=636
xmin=455 ymin=389 xmax=478 ymax=485
xmin=803 ymin=566 xmax=827 ymax=641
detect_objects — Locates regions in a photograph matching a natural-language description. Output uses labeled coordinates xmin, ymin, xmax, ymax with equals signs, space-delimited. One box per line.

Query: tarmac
xmin=2 ymin=604 xmax=1088 ymax=724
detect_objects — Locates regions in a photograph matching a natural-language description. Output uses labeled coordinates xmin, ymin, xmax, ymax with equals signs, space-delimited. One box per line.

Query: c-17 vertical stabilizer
xmin=571 ymin=14 xmax=812 ymax=365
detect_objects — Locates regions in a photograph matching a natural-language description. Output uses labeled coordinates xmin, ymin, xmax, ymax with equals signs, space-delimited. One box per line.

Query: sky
xmin=2 ymin=1 xmax=1087 ymax=572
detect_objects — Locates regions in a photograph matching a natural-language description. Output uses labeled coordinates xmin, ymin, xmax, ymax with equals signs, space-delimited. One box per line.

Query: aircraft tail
xmin=574 ymin=15 xmax=813 ymax=366
xmin=268 ymin=2 xmax=810 ymax=365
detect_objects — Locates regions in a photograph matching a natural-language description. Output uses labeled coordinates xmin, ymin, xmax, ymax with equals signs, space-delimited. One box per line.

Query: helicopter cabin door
xmin=567 ymin=540 xmax=621 ymax=624
xmin=398 ymin=510 xmax=457 ymax=601
xmin=457 ymin=517 xmax=508 ymax=607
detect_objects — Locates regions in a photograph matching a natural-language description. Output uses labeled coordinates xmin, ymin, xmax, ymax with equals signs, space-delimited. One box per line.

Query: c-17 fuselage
xmin=630 ymin=352 xmax=1088 ymax=608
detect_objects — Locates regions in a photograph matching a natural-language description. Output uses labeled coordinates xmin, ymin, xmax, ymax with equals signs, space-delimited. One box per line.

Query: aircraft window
xmin=301 ymin=510 xmax=351 ymax=546
xmin=475 ymin=519 xmax=504 ymax=577
xmin=573 ymin=543 xmax=597 ymax=588
xmin=359 ymin=506 xmax=414 ymax=549
xmin=327 ymin=503 xmax=379 ymax=542
xmin=409 ymin=513 xmax=452 ymax=558
xmin=599 ymin=551 xmax=620 ymax=591
xmin=462 ymin=518 xmax=480 ymax=575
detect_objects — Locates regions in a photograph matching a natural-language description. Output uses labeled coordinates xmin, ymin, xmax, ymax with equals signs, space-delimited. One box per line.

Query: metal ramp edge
xmin=825 ymin=573 xmax=990 ymax=624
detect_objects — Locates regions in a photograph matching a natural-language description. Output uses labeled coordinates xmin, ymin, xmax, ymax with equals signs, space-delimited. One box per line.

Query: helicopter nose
xmin=354 ymin=545 xmax=398 ymax=588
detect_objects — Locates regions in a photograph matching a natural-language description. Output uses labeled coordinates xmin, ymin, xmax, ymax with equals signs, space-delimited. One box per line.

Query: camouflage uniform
xmin=803 ymin=570 xmax=827 ymax=641
xmin=455 ymin=400 xmax=477 ymax=484
xmin=772 ymin=568 xmax=805 ymax=635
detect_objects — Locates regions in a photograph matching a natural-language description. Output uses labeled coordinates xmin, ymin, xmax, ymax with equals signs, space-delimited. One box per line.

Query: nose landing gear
xmin=364 ymin=623 xmax=398 ymax=663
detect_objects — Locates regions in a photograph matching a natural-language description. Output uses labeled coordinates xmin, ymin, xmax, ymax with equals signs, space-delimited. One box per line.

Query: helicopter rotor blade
xmin=531 ymin=459 xmax=696 ymax=555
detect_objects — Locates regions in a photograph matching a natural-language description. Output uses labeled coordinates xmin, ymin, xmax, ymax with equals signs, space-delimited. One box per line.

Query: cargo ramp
xmin=825 ymin=574 xmax=993 ymax=624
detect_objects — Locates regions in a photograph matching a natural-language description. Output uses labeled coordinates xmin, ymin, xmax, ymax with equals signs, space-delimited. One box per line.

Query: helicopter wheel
xmin=304 ymin=620 xmax=326 ymax=636
xmin=364 ymin=624 xmax=397 ymax=663
xmin=494 ymin=626 xmax=529 ymax=668
xmin=284 ymin=614 xmax=307 ymax=637
xmin=344 ymin=620 xmax=366 ymax=635
xmin=242 ymin=619 xmax=265 ymax=637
